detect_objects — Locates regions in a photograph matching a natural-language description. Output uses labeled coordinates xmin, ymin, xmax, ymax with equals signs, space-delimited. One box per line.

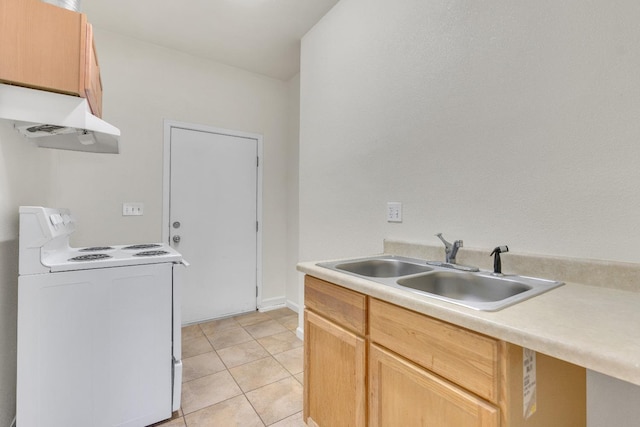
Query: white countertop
xmin=298 ymin=258 xmax=640 ymax=387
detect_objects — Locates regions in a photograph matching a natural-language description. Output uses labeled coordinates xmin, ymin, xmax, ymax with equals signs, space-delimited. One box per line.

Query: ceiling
xmin=81 ymin=0 xmax=339 ymax=81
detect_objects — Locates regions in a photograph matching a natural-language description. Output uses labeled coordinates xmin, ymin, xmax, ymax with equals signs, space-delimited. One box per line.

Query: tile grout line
xmin=176 ymin=310 xmax=303 ymax=426
xmin=234 ymin=321 xmax=298 ymax=426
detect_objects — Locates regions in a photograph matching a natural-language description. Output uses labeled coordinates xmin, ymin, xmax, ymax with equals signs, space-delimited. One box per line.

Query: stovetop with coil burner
xmin=71 ymin=244 xmax=170 ymax=261
xmin=79 ymin=246 xmax=115 ymax=252
xmin=69 ymin=253 xmax=113 ymax=261
xmin=134 ymin=250 xmax=170 ymax=257
xmin=123 ymin=244 xmax=163 ymax=250
xmin=46 ymin=243 xmax=182 ymax=272
xmin=18 ymin=206 xmax=183 ymax=274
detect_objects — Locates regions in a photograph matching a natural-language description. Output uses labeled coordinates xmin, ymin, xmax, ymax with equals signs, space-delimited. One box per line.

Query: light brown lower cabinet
xmin=304 ymin=276 xmax=367 ymax=427
xmin=369 ymin=343 xmax=499 ymax=427
xmin=304 ymin=275 xmax=586 ymax=427
xmin=304 ymin=310 xmax=367 ymax=427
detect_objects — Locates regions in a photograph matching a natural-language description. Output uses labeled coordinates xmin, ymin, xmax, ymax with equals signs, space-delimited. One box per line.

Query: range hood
xmin=0 ymin=83 xmax=120 ymax=154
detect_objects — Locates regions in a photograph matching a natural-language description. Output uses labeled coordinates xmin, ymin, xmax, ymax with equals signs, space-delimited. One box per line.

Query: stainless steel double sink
xmin=317 ymin=255 xmax=563 ymax=311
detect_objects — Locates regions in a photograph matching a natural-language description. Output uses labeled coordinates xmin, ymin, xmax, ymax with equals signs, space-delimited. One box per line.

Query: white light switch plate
xmin=122 ymin=202 xmax=144 ymax=216
xmin=387 ymin=202 xmax=402 ymax=222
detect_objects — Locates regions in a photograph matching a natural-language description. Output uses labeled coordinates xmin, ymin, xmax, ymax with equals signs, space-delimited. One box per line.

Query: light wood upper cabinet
xmin=83 ymin=23 xmax=103 ymax=118
xmin=0 ymin=0 xmax=103 ymax=117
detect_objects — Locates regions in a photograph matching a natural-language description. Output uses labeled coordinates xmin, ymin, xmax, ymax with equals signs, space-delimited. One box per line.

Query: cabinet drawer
xmin=305 ymin=276 xmax=366 ymax=336
xmin=369 ymin=298 xmax=499 ymax=402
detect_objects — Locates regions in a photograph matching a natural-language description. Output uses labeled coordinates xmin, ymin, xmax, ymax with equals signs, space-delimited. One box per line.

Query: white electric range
xmin=17 ymin=206 xmax=185 ymax=427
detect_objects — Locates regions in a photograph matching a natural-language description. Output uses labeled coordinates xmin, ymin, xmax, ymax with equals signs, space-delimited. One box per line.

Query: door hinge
xmin=256 ymin=221 xmax=259 ymax=232
xmin=257 ymin=157 xmax=259 ymax=167
xmin=256 ymin=286 xmax=258 ymax=297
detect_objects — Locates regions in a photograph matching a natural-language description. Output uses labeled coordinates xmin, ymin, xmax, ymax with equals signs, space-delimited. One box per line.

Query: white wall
xmin=50 ymin=28 xmax=292 ymax=305
xmin=300 ymin=0 xmax=640 ymax=264
xmin=299 ymin=0 xmax=640 ymax=424
xmin=286 ymin=74 xmax=301 ymax=310
xmin=588 ymin=371 xmax=640 ymax=426
xmin=0 ymin=123 xmax=52 ymax=427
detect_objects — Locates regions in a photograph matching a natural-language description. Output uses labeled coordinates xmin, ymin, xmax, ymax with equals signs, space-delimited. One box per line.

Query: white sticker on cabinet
xmin=523 ymin=348 xmax=537 ymax=419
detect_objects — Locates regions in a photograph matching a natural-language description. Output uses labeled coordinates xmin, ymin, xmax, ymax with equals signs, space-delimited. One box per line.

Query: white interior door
xmin=168 ymin=126 xmax=259 ymax=323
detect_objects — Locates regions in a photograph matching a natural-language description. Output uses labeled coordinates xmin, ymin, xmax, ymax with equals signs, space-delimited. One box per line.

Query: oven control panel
xmin=48 ymin=212 xmax=75 ymax=230
xmin=19 ymin=206 xmax=76 ymax=242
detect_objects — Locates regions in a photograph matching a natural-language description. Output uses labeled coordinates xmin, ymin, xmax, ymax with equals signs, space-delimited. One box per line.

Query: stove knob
xmin=172 ymin=235 xmax=181 ymax=243
xmin=49 ymin=214 xmax=63 ymax=228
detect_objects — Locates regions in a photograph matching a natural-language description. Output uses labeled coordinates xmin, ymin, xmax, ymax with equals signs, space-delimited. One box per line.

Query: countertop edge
xmin=297 ymin=259 xmax=640 ymax=387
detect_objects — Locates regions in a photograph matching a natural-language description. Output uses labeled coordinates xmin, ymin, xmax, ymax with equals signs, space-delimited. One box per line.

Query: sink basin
xmin=397 ymin=271 xmax=531 ymax=302
xmin=396 ymin=270 xmax=563 ymax=311
xmin=331 ymin=258 xmax=432 ymax=278
xmin=317 ymin=255 xmax=564 ymax=311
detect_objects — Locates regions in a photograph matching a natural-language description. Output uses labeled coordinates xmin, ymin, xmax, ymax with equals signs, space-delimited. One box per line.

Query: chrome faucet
xmin=436 ymin=233 xmax=464 ymax=264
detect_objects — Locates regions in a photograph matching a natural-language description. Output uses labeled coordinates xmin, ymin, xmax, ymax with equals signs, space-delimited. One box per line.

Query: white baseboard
xmin=258 ymin=304 xmax=285 ymax=313
xmin=258 ymin=296 xmax=286 ymax=312
xmin=285 ymin=299 xmax=300 ymax=313
xmin=259 ymin=297 xmax=301 ymax=313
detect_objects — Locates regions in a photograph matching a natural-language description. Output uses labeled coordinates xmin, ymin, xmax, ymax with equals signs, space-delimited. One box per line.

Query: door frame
xmin=162 ymin=119 xmax=264 ymax=310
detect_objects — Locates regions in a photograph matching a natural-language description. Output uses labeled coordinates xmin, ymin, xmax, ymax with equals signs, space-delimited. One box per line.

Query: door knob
xmin=173 ymin=235 xmax=181 ymax=243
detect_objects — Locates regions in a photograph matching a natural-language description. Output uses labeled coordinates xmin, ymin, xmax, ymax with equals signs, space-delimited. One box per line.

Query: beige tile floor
xmin=154 ymin=308 xmax=305 ymax=427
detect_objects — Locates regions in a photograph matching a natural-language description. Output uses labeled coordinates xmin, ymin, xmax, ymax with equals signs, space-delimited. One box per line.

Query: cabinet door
xmin=0 ymin=0 xmax=84 ymax=95
xmin=83 ymin=23 xmax=103 ymax=117
xmin=304 ymin=310 xmax=366 ymax=427
xmin=369 ymin=344 xmax=499 ymax=427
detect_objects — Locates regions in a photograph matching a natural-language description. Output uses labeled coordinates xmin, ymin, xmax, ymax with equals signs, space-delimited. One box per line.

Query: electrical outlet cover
xmin=387 ymin=202 xmax=402 ymax=223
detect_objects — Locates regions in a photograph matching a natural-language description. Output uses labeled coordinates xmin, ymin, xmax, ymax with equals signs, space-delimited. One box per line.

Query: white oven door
xmin=18 ymin=263 xmax=173 ymax=427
